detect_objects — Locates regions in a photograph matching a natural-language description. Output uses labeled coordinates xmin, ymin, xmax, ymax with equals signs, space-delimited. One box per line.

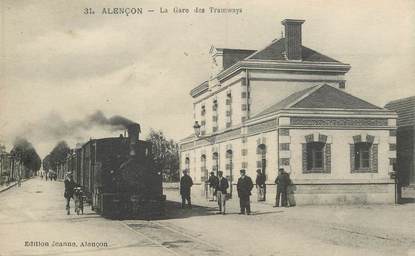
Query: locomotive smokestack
xmin=127 ymin=123 xmax=140 ymax=144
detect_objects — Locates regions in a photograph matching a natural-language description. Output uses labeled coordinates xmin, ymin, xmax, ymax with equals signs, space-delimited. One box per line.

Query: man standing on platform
xmin=208 ymin=171 xmax=219 ymax=201
xmin=64 ymin=172 xmax=77 ymax=215
xmin=180 ymin=170 xmax=193 ymax=208
xmin=237 ymin=169 xmax=254 ymax=215
xmin=274 ymin=168 xmax=290 ymax=207
xmin=216 ymin=171 xmax=229 ymax=215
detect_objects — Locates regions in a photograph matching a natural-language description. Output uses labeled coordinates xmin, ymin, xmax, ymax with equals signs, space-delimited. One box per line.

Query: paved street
xmin=1 ymin=178 xmax=415 ymax=256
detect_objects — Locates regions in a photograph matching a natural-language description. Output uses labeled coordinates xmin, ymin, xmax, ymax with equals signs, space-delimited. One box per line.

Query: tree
xmin=42 ymin=154 xmax=51 ymax=172
xmin=0 ymin=143 xmax=6 ymax=153
xmin=47 ymin=141 xmax=70 ymax=171
xmin=146 ymin=129 xmax=180 ymax=182
xmin=11 ymin=137 xmax=41 ymax=177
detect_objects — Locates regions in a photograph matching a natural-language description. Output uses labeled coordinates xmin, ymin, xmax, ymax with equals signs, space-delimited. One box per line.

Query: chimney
xmin=282 ymin=19 xmax=305 ymax=61
xmin=126 ymin=123 xmax=141 ymax=144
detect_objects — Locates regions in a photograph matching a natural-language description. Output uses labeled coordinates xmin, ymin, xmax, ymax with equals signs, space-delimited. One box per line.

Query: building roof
xmin=253 ymin=86 xmax=319 ymax=117
xmin=222 ymin=48 xmax=256 ymax=69
xmin=254 ymin=84 xmax=382 ymax=118
xmin=291 ymin=84 xmax=381 ymax=109
xmin=385 ymin=96 xmax=415 ymax=127
xmin=246 ymin=38 xmax=341 ymax=63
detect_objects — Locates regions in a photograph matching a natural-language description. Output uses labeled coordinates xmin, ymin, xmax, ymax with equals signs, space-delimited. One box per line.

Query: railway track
xmin=123 ymin=221 xmax=232 ymax=256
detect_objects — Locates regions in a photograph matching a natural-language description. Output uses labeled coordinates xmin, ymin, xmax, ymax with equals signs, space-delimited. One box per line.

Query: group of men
xmin=180 ymin=168 xmax=293 ymax=215
xmin=40 ymin=171 xmax=57 ymax=181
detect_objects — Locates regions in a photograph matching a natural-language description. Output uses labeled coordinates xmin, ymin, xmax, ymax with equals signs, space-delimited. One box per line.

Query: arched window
xmin=212 ymin=152 xmax=219 ymax=174
xmin=201 ymin=155 xmax=207 ymax=181
xmin=226 ymin=150 xmax=233 ymax=179
xmin=185 ymin=157 xmax=190 ymax=172
xmin=257 ymin=144 xmax=267 ymax=178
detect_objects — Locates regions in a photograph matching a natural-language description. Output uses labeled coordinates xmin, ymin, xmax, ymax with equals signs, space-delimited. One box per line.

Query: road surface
xmin=0 ymin=178 xmax=414 ymax=256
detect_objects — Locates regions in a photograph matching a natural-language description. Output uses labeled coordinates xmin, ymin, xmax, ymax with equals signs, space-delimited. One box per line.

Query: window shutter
xmin=302 ymin=144 xmax=307 ymax=173
xmin=350 ymin=144 xmax=355 ymax=172
xmin=371 ymin=144 xmax=378 ymax=172
xmin=324 ymin=144 xmax=331 ymax=173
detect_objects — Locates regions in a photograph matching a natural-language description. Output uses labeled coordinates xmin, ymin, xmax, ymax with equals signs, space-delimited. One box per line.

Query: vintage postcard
xmin=0 ymin=0 xmax=414 ymax=255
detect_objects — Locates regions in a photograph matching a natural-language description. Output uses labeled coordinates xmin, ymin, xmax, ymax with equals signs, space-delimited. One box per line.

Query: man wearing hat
xmin=237 ymin=169 xmax=254 ymax=215
xmin=208 ymin=171 xmax=219 ymax=201
xmin=180 ymin=170 xmax=193 ymax=208
xmin=274 ymin=168 xmax=290 ymax=207
xmin=215 ymin=171 xmax=229 ymax=215
xmin=64 ymin=172 xmax=77 ymax=215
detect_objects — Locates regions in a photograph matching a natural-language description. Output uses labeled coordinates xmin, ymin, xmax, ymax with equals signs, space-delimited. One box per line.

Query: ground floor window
xmin=350 ymin=135 xmax=378 ymax=173
xmin=354 ymin=142 xmax=371 ymax=169
xmin=306 ymin=142 xmax=324 ymax=170
xmin=302 ymin=134 xmax=331 ymax=173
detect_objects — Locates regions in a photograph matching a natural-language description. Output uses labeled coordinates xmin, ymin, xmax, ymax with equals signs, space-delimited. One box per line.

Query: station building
xmin=179 ymin=19 xmax=398 ymax=204
xmin=385 ymin=96 xmax=415 ymax=187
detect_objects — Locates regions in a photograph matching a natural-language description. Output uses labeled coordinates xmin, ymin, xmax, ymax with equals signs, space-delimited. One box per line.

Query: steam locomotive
xmin=60 ymin=123 xmax=165 ymax=219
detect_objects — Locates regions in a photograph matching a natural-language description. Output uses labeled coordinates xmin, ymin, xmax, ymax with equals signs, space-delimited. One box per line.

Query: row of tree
xmin=0 ymin=138 xmax=42 ymax=178
xmin=147 ymin=129 xmax=180 ymax=182
xmin=42 ymin=141 xmax=70 ymax=173
xmin=42 ymin=129 xmax=180 ymax=181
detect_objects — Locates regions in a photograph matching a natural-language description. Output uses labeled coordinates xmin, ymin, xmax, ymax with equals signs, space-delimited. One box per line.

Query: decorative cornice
xmin=248 ymin=108 xmax=397 ymax=124
xmin=189 ymin=59 xmax=351 ymax=99
xmin=190 ymin=81 xmax=209 ymax=98
xmin=179 ymin=127 xmax=242 ymax=150
xmin=216 ymin=60 xmax=351 ymax=82
xmin=290 ymin=117 xmax=388 ymax=128
xmin=192 ymin=77 xmax=245 ymax=104
xmin=249 ymin=77 xmax=346 ymax=83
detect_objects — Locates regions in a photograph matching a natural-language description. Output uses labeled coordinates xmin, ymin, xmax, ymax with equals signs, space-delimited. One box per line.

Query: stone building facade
xmin=179 ymin=19 xmax=398 ymax=204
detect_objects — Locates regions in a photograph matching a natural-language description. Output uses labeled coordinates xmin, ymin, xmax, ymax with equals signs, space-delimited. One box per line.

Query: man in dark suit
xmin=215 ymin=171 xmax=229 ymax=215
xmin=180 ymin=170 xmax=193 ymax=208
xmin=64 ymin=172 xmax=77 ymax=215
xmin=237 ymin=169 xmax=254 ymax=215
xmin=208 ymin=171 xmax=219 ymax=201
xmin=274 ymin=168 xmax=290 ymax=207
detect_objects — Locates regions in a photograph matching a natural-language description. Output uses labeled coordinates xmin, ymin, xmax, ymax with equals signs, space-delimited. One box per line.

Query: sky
xmin=1 ymin=0 xmax=414 ymax=158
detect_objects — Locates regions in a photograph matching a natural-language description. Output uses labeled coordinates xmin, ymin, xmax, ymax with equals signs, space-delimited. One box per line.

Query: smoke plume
xmin=12 ymin=111 xmax=137 ymax=157
xmin=86 ymin=111 xmax=134 ymax=130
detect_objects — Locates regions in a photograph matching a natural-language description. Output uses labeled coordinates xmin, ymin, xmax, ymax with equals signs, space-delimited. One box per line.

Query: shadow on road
xmin=160 ymin=200 xmax=217 ymax=220
xmin=158 ymin=201 xmax=282 ymax=220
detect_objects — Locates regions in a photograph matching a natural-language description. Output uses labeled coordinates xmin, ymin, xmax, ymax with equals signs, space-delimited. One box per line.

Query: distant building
xmin=385 ymin=96 xmax=415 ymax=186
xmin=179 ymin=19 xmax=398 ymax=204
